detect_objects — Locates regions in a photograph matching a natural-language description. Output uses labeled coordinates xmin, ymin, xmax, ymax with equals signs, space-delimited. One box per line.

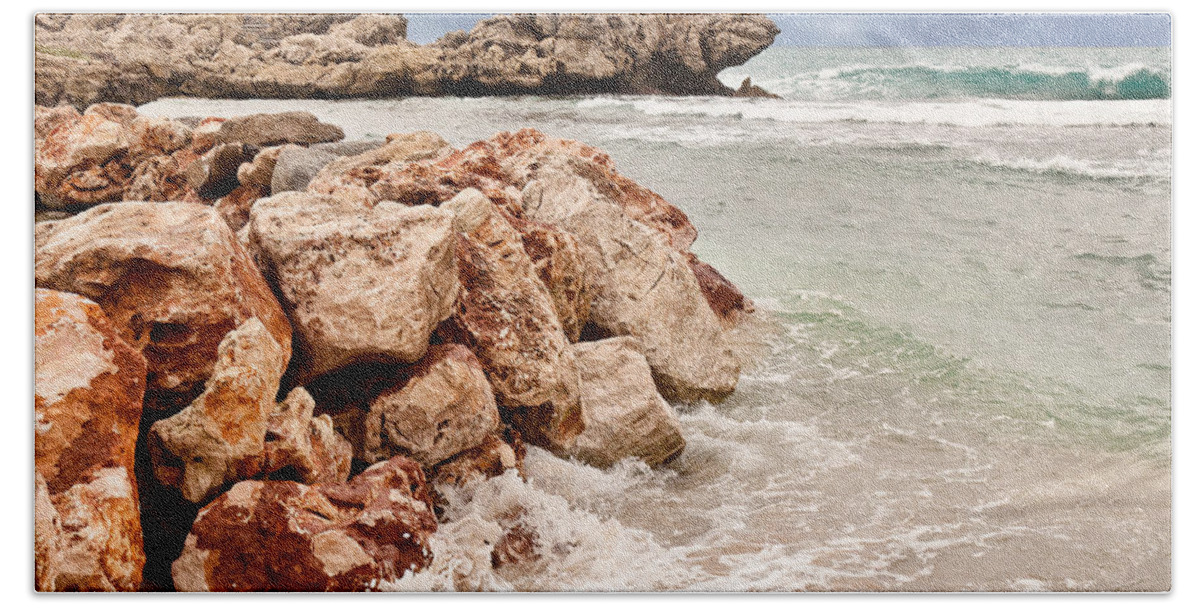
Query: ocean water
xmin=141 ymin=46 xmax=1172 ymax=591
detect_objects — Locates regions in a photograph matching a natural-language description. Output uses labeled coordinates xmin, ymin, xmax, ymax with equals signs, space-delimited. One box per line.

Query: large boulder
xmin=305 ymin=130 xmax=452 ymax=204
xmin=430 ymin=429 xmax=526 ymax=487
xmin=246 ymin=192 xmax=458 ymax=382
xmin=270 ymin=144 xmax=337 ymax=193
xmin=361 ymin=344 xmax=500 ymax=467
xmin=147 ymin=318 xmax=288 ymax=504
xmin=172 ymin=456 xmax=437 ymax=591
xmin=566 ymin=337 xmax=685 ymax=468
xmin=35 ymin=202 xmax=292 ymax=408
xmin=438 ymin=189 xmax=582 ymax=452
xmin=521 ymin=166 xmax=740 ymax=402
xmin=34 ymin=288 xmax=146 ymax=591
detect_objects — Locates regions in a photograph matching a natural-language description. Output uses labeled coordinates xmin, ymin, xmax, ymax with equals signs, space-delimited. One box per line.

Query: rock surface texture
xmin=362 ymin=344 xmax=500 ymax=467
xmin=35 ymin=288 xmax=147 ymax=591
xmin=566 ymin=337 xmax=686 ymax=468
xmin=35 ymin=13 xmax=779 ymax=107
xmin=35 ymin=202 xmax=292 ymax=406
xmin=172 ymin=456 xmax=437 ymax=591
xmin=246 ymin=191 xmax=459 ymax=383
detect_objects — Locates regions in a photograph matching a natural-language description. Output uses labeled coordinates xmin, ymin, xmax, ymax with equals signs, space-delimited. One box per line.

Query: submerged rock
xmin=35 ymin=202 xmax=292 ymax=406
xmin=35 ymin=289 xmax=146 ymax=591
xmin=172 ymin=456 xmax=437 ymax=591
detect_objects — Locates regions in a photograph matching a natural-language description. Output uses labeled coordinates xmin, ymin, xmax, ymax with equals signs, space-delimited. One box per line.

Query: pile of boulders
xmin=33 ymin=105 xmax=755 ymax=591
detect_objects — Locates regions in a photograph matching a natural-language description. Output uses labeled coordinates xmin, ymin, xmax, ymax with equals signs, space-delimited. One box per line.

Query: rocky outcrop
xmin=147 ymin=318 xmax=288 ymax=504
xmin=35 ymin=202 xmax=292 ymax=407
xmin=566 ymin=337 xmax=686 ymax=468
xmin=35 ymin=13 xmax=779 ymax=107
xmin=362 ymin=344 xmax=500 ymax=467
xmin=35 ymin=288 xmax=146 ymax=591
xmin=172 ymin=456 xmax=437 ymax=591
xmin=245 ymin=191 xmax=459 ymax=383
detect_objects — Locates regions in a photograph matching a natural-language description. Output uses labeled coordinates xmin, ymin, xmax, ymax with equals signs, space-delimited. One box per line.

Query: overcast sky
xmin=404 ymin=12 xmax=1171 ymax=47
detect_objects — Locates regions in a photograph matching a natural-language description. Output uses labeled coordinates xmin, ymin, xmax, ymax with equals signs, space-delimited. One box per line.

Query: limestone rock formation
xmin=34 ymin=288 xmax=147 ymax=591
xmin=35 ymin=13 xmax=778 ymax=107
xmin=362 ymin=344 xmax=500 ymax=467
xmin=566 ymin=337 xmax=686 ymax=468
xmin=148 ymin=318 xmax=288 ymax=504
xmin=246 ymin=191 xmax=458 ymax=382
xmin=35 ymin=202 xmax=292 ymax=407
xmin=172 ymin=456 xmax=437 ymax=591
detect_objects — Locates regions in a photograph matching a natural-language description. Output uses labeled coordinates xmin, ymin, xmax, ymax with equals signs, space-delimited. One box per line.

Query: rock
xmin=270 ymin=144 xmax=337 ymax=193
xmin=34 ymin=288 xmax=146 ymax=591
xmin=212 ymin=182 xmax=268 ymax=233
xmin=84 ymin=102 xmax=140 ymax=126
xmin=734 ymin=76 xmax=781 ymax=98
xmin=263 ymin=387 xmax=353 ymax=485
xmin=430 ymin=429 xmax=526 ymax=487
xmin=34 ymin=113 xmax=130 ymax=208
xmin=506 ymin=213 xmax=591 ymax=342
xmin=311 ymin=139 xmax=386 ymax=157
xmin=521 ymin=166 xmax=740 ymax=402
xmin=35 ymin=202 xmax=292 ymax=406
xmin=306 ymin=131 xmax=452 ymax=204
xmin=148 ymin=318 xmax=288 ymax=504
xmin=35 ymin=14 xmax=777 ymax=107
xmin=686 ymin=252 xmax=756 ymax=328
xmin=127 ymin=116 xmax=193 ymax=161
xmin=246 ymin=191 xmax=458 ymax=382
xmin=34 ymin=104 xmax=81 ymax=143
xmin=172 ymin=456 xmax=437 ymax=591
xmin=214 ymin=111 xmax=345 ymax=147
xmin=439 ymin=189 xmax=583 ymax=452
xmin=186 ymin=142 xmax=259 ymax=199
xmin=362 ymin=344 xmax=500 ymax=467
xmin=236 ymin=145 xmax=284 ymax=190
xmin=566 ymin=337 xmax=686 ymax=468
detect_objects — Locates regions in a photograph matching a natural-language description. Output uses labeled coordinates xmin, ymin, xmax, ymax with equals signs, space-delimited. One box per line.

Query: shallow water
xmin=141 ymin=45 xmax=1171 ymax=591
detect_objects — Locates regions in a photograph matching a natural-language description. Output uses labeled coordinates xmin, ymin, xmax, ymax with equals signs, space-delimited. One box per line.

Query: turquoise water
xmin=142 ymin=45 xmax=1172 ymax=591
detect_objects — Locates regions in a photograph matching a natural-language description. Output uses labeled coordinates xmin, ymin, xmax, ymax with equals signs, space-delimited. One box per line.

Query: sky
xmin=404 ymin=12 xmax=1171 ymax=47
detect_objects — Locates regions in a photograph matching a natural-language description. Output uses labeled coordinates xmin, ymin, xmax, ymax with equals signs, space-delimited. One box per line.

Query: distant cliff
xmin=35 ymin=13 xmax=780 ymax=107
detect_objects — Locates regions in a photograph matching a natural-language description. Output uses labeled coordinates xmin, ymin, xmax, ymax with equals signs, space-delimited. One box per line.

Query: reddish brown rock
xmin=362 ymin=344 xmax=500 ymax=467
xmin=306 ymin=130 xmax=452 ymax=204
xmin=246 ymin=191 xmax=457 ymax=382
xmin=263 ymin=387 xmax=353 ymax=485
xmin=566 ymin=337 xmax=686 ymax=468
xmin=34 ymin=104 xmax=81 ymax=144
xmin=127 ymin=116 xmax=193 ymax=161
xmin=172 ymin=456 xmax=437 ymax=591
xmin=686 ymin=252 xmax=756 ymax=328
xmin=34 ymin=288 xmax=146 ymax=592
xmin=35 ymin=113 xmax=131 ymax=208
xmin=84 ymin=102 xmax=140 ymax=126
xmin=186 ymin=142 xmax=259 ymax=200
xmin=438 ymin=189 xmax=582 ymax=452
xmin=506 ymin=213 xmax=591 ymax=342
xmin=213 ymin=183 xmax=268 ymax=233
xmin=35 ymin=202 xmax=292 ymax=406
xmin=431 ymin=429 xmax=526 ymax=488
xmin=148 ymin=318 xmax=288 ymax=504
